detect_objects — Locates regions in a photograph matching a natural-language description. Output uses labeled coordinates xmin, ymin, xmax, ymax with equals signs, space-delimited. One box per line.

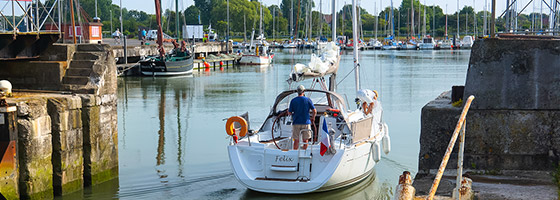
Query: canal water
xmin=61 ymin=49 xmax=471 ymax=199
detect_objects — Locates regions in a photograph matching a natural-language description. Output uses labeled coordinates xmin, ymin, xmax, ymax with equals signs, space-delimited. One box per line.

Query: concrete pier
xmin=417 ymin=37 xmax=560 ymax=199
xmin=0 ymin=43 xmax=118 ymax=198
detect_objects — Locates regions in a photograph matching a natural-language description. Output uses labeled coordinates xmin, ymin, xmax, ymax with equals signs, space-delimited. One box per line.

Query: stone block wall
xmin=465 ymin=38 xmax=560 ymax=110
xmin=419 ymin=92 xmax=559 ymax=174
xmin=47 ymin=96 xmax=84 ymax=196
xmin=16 ymin=98 xmax=54 ymax=199
xmin=0 ymin=61 xmax=66 ymax=91
xmin=419 ymin=37 xmax=560 ymax=175
xmin=7 ymin=92 xmax=119 ymax=198
xmin=1 ymin=43 xmax=118 ymax=198
xmin=39 ymin=44 xmax=75 ymax=62
xmin=80 ymin=94 xmax=118 ymax=186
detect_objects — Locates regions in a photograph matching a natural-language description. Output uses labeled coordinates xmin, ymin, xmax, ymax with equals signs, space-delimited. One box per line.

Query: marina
xmin=109 ymin=48 xmax=472 ymax=199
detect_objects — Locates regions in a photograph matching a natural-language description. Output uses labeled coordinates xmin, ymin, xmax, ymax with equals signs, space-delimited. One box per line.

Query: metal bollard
xmin=393 ymin=171 xmax=415 ymax=200
xmin=0 ymin=105 xmax=18 ymax=199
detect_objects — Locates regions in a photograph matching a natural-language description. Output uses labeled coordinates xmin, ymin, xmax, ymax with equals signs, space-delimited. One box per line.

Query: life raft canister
xmin=225 ymin=116 xmax=248 ymax=137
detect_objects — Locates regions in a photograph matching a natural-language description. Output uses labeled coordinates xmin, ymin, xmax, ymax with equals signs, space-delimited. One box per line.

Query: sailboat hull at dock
xmin=139 ymin=56 xmax=194 ymax=76
xmin=239 ymin=54 xmax=272 ymax=65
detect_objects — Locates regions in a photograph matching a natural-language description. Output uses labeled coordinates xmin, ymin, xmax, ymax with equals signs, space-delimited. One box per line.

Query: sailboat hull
xmin=228 ymin=140 xmax=377 ymax=194
xmin=139 ymin=55 xmax=194 ymax=76
xmin=239 ymin=55 xmax=271 ymax=65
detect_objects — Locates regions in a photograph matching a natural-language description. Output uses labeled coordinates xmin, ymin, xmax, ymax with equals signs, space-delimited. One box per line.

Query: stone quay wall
xmin=418 ymin=38 xmax=560 ymax=176
xmin=1 ymin=43 xmax=118 ymax=198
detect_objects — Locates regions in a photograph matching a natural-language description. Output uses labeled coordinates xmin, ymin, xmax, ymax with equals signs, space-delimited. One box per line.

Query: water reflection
xmin=156 ymin=81 xmax=166 ymax=179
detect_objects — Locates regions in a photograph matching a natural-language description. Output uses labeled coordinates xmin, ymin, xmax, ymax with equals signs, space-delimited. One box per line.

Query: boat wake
xmin=116 ymin=171 xmax=235 ymax=198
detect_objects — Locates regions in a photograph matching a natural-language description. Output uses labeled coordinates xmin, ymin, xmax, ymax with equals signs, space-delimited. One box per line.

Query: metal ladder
xmin=297 ymin=128 xmax=313 ymax=181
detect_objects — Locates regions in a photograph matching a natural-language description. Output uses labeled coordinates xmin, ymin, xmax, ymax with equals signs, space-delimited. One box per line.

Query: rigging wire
xmin=336 ymin=61 xmax=359 ymax=87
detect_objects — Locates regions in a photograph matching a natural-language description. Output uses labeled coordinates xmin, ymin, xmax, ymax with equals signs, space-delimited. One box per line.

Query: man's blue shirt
xmin=289 ymin=96 xmax=315 ymax=125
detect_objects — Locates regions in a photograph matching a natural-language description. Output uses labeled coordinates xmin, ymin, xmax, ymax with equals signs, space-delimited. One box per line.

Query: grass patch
xmin=452 ymin=99 xmax=463 ymax=107
xmin=553 ymin=165 xmax=560 ymax=197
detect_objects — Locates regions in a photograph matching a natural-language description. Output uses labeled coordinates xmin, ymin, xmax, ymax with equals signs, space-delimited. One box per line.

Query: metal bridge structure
xmin=0 ymin=0 xmax=62 ymax=60
xmin=501 ymin=0 xmax=560 ymax=34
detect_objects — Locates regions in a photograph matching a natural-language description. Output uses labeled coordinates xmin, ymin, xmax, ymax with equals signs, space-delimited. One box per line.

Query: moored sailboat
xmin=239 ymin=1 xmax=273 ymax=65
xmin=225 ymin=0 xmax=390 ymax=194
xmin=139 ymin=0 xmax=193 ymax=76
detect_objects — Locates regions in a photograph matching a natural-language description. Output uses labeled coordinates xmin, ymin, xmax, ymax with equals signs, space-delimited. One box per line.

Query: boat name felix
xmin=275 ymin=155 xmax=294 ymax=162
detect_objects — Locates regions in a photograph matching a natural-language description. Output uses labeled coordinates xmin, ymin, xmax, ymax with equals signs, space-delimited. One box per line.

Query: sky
xmin=113 ymin=0 xmax=539 ymax=16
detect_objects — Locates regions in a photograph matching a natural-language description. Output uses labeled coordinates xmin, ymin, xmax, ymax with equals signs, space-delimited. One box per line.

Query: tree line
xmin=72 ymin=0 xmax=551 ymax=40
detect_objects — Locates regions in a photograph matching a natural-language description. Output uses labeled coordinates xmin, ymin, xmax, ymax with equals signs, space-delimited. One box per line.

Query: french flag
xmin=320 ymin=118 xmax=330 ymax=156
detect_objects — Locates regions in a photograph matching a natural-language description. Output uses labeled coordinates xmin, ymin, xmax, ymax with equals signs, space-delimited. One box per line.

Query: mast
xmin=359 ymin=2 xmax=363 ymax=41
xmin=432 ymin=5 xmax=435 ymax=36
xmin=375 ymin=2 xmax=378 ymax=40
xmin=291 ymin=0 xmax=294 ymax=37
xmin=474 ymin=0 xmax=477 ymax=36
xmin=423 ymin=1 xmax=426 ymax=37
xmin=331 ymin=0 xmax=336 ymax=41
xmin=155 ymin=0 xmax=164 ymax=56
xmin=484 ymin=0 xmax=487 ymax=35
xmin=120 ymin=0 xmax=123 ymax=43
xmin=457 ymin=0 xmax=459 ymax=38
xmin=445 ymin=4 xmax=448 ymax=39
xmin=244 ymin=14 xmax=247 ymax=42
xmin=259 ymin=1 xmax=263 ymax=38
xmin=176 ymin=0 xmax=180 ymax=39
xmin=273 ymin=4 xmax=275 ymax=41
xmin=390 ymin=0 xmax=394 ymax=36
xmin=227 ymin=0 xmax=230 ymax=51
xmin=352 ymin=0 xmax=359 ymax=91
xmin=319 ymin=0 xmax=322 ymax=37
xmin=310 ymin=1 xmax=313 ymax=39
xmin=411 ymin=0 xmax=414 ymax=37
xmin=491 ymin=0 xmax=495 ymax=38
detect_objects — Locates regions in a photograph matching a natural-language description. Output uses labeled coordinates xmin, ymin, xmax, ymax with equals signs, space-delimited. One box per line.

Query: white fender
xmin=382 ymin=123 xmax=391 ymax=155
xmin=373 ymin=141 xmax=381 ymax=162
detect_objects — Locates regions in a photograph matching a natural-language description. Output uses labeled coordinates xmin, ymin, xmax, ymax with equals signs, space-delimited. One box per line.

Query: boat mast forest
xmin=75 ymin=0 xmax=555 ymax=40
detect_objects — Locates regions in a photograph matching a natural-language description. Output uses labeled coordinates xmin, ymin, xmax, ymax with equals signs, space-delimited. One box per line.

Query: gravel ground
xmin=412 ymin=170 xmax=558 ymax=200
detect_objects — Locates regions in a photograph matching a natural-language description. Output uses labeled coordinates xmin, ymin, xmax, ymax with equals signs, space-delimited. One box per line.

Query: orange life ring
xmin=226 ymin=116 xmax=248 ymax=137
xmin=373 ymin=90 xmax=378 ymax=100
xmin=362 ymin=102 xmax=374 ymax=115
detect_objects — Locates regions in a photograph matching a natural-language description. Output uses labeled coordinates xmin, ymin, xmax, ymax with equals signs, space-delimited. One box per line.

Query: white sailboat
xmin=225 ymin=0 xmax=391 ymax=194
xmin=419 ymin=36 xmax=436 ymax=50
xmin=239 ymin=1 xmax=273 ymax=65
xmin=461 ymin=35 xmax=474 ymax=49
xmin=418 ymin=1 xmax=435 ymax=50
